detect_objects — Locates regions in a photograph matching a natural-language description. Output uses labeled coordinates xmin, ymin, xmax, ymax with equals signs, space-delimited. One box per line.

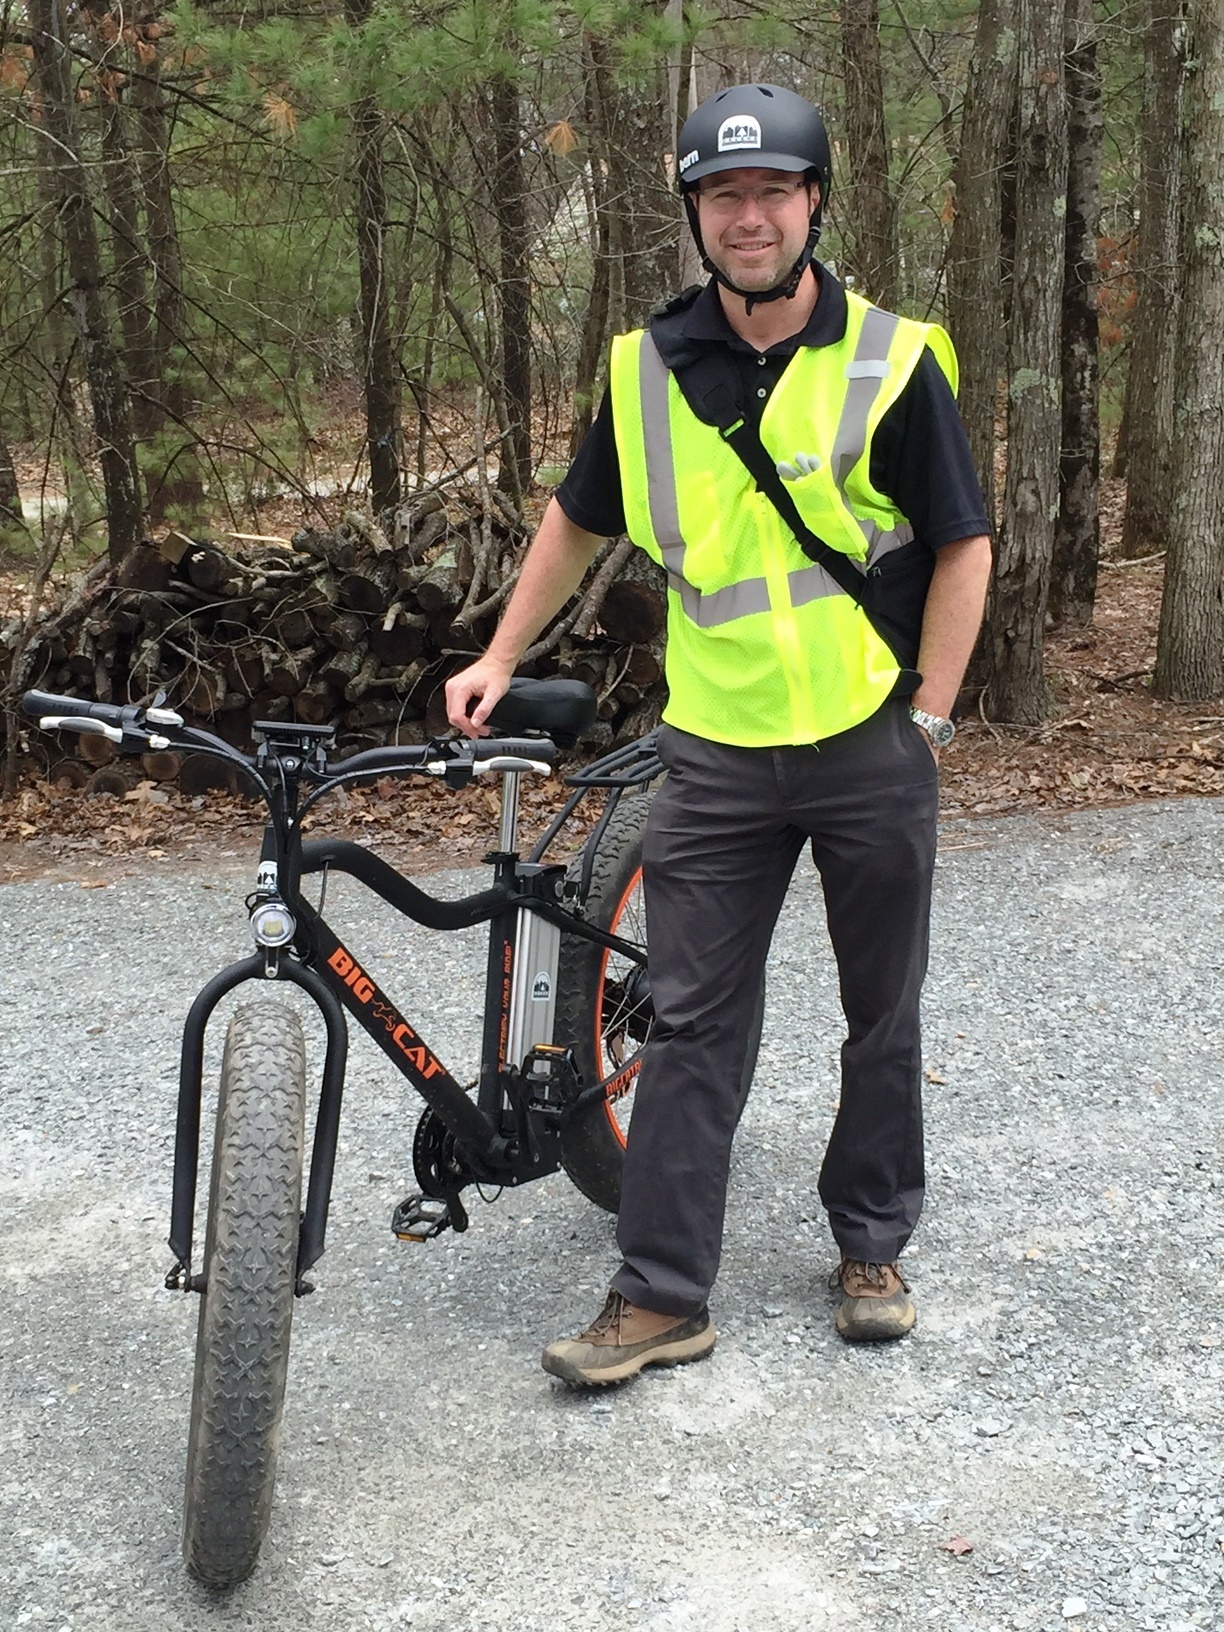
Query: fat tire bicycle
xmin=22 ymin=676 xmax=721 ymax=1589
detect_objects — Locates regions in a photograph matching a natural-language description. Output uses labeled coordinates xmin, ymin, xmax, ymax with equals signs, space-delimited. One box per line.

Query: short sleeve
xmin=869 ymin=349 xmax=991 ymax=548
xmin=554 ymin=392 xmax=627 ymax=539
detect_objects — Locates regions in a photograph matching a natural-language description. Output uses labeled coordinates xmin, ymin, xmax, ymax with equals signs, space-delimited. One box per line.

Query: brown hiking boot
xmin=541 ymin=1290 xmax=715 ymax=1386
xmin=830 ymin=1260 xmax=915 ymax=1342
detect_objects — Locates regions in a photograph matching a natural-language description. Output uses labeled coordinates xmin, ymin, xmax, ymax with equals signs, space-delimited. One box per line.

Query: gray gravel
xmin=2 ymin=796 xmax=1222 ymax=1632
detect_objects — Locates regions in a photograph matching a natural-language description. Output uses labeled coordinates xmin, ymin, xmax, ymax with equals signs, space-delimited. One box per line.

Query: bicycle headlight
xmin=250 ymin=901 xmax=296 ymax=948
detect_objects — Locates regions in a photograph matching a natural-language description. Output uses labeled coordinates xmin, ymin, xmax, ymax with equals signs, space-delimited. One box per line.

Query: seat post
xmin=498 ymin=770 xmax=522 ymax=854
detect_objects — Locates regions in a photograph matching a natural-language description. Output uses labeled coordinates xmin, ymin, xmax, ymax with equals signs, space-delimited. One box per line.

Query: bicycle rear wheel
xmin=555 ymin=792 xmax=764 ymax=1213
xmin=182 ymin=1002 xmax=307 ymax=1589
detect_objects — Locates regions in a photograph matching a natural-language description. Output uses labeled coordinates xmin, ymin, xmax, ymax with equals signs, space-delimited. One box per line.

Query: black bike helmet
xmin=676 ymin=83 xmax=832 ymax=311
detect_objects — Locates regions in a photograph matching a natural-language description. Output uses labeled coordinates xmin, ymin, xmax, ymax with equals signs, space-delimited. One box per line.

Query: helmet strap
xmin=683 ymin=192 xmax=824 ymax=316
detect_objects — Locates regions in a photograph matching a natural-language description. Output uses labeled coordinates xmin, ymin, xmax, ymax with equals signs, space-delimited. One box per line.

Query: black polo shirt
xmin=556 ymin=264 xmax=989 ymax=549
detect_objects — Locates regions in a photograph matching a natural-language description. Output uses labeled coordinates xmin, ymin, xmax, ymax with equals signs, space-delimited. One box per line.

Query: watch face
xmin=912 ymin=709 xmax=955 ymax=748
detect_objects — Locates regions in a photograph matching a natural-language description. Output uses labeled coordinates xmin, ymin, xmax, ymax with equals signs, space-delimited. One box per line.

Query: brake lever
xmin=419 ymin=754 xmax=553 ymax=780
xmin=38 ymin=712 xmax=169 ymax=753
xmin=39 ymin=715 xmax=124 ymax=745
xmin=472 ymin=756 xmax=553 ymax=776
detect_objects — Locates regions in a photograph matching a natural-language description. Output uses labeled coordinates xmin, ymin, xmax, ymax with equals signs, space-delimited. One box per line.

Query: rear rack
xmin=529 ymin=730 xmax=664 ymax=896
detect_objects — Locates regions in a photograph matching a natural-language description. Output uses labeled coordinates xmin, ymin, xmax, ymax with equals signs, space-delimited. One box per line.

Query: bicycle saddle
xmin=486 ymin=678 xmax=597 ymax=747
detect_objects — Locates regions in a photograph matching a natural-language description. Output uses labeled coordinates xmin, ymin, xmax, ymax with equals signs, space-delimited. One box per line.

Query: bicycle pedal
xmin=520 ymin=1043 xmax=582 ymax=1102
xmin=391 ymin=1191 xmax=467 ymax=1242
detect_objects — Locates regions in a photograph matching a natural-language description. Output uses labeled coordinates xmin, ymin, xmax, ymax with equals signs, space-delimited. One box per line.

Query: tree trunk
xmin=1153 ymin=0 xmax=1224 ymax=699
xmin=840 ymin=0 xmax=899 ymax=308
xmin=131 ymin=21 xmax=203 ymax=523
xmin=0 ymin=425 xmax=22 ymax=527
xmin=490 ymin=72 xmax=531 ymax=505
xmin=590 ymin=19 xmax=679 ymax=327
xmin=983 ymin=0 xmax=1068 ymax=723
xmin=570 ymin=44 xmax=615 ymax=457
xmin=29 ymin=0 xmax=143 ymax=566
xmin=569 ymin=218 xmax=611 ymax=458
xmin=97 ymin=84 xmax=157 ymax=438
xmin=946 ymin=0 xmax=1018 ymax=531
xmin=1118 ymin=2 xmax=1188 ymax=554
xmin=1049 ymin=0 xmax=1102 ymax=628
xmin=345 ymin=0 xmax=402 ymax=519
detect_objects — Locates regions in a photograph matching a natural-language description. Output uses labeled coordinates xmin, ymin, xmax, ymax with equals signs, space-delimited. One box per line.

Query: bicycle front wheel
xmin=182 ymin=1002 xmax=307 ymax=1589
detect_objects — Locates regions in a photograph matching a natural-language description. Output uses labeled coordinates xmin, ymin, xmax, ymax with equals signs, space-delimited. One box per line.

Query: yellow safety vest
xmin=609 ymin=290 xmax=958 ymax=746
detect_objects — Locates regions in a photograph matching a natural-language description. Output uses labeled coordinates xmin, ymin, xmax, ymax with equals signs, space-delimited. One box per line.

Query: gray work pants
xmin=610 ymin=699 xmax=940 ymax=1316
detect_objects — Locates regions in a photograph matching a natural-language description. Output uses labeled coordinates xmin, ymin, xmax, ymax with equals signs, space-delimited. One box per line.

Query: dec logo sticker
xmin=717 ymin=115 xmax=762 ymax=152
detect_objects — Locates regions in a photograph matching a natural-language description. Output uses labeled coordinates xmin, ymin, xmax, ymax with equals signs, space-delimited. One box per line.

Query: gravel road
xmin=2 ymin=796 xmax=1222 ymax=1632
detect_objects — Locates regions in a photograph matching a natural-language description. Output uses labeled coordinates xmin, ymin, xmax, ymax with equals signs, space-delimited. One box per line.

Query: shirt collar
xmin=678 ymin=262 xmax=849 ymax=355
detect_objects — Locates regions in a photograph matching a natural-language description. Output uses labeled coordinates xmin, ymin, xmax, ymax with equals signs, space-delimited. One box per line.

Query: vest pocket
xmin=781 ymin=464 xmax=869 ymax=560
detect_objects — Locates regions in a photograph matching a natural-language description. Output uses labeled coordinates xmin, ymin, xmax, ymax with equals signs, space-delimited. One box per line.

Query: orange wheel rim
xmin=593 ymin=863 xmax=645 ymax=1148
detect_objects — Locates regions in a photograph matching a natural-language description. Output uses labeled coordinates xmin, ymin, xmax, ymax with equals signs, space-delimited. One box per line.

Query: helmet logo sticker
xmin=678 ymin=148 xmax=700 ymax=175
xmin=717 ymin=115 xmax=762 ymax=153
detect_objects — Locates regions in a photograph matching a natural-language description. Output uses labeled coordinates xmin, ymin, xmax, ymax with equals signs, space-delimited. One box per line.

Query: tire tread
xmin=182 ymin=1002 xmax=307 ymax=1589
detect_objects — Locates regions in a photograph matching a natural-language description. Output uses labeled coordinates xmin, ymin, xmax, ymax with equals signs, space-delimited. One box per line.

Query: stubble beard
xmin=709 ymin=224 xmax=805 ymax=294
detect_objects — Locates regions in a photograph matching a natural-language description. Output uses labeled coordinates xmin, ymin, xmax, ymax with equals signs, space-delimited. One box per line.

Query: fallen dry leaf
xmin=939 ymin=1536 xmax=974 ymax=1557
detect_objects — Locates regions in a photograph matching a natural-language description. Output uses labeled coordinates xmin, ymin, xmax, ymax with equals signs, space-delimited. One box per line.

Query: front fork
xmin=165 ymin=949 xmax=350 ymax=1297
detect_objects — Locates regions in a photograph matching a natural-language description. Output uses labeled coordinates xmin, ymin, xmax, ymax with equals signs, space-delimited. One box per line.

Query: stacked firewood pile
xmin=3 ymin=488 xmax=668 ymax=796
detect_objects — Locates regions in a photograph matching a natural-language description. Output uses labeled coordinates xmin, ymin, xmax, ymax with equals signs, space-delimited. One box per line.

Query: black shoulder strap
xmin=664 ymin=349 xmax=869 ymax=606
xmin=661 ymin=344 xmax=921 ymax=681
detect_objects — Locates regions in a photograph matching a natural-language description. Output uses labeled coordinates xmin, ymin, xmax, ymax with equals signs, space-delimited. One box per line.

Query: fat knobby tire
xmin=555 ymin=795 xmax=653 ymax=1213
xmin=182 ymin=1002 xmax=308 ymax=1589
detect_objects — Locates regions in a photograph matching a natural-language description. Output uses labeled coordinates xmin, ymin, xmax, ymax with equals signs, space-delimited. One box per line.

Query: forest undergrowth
xmin=2 ymin=475 xmax=1221 ymax=884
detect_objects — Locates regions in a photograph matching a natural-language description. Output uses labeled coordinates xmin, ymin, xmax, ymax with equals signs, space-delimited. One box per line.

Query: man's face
xmin=694 ymin=166 xmax=816 ymax=294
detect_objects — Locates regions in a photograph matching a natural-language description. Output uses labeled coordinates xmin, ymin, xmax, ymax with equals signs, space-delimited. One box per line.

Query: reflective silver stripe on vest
xmin=637 ymin=324 xmax=910 ymax=627
xmin=638 ymin=336 xmax=771 ymax=626
xmin=831 ymin=305 xmax=901 ymax=487
xmin=788 ymin=560 xmax=860 ymax=608
xmin=860 ymin=518 xmax=915 ymax=563
xmin=788 ymin=522 xmax=916 ymax=608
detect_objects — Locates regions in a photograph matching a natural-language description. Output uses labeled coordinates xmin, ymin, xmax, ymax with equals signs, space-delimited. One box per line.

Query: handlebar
xmin=21 ymin=682 xmax=663 ymax=871
xmin=20 ymin=687 xmax=560 ymax=791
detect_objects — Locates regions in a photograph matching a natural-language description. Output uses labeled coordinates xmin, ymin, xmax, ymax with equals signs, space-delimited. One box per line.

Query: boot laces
xmin=830 ymin=1260 xmax=909 ymax=1295
xmin=581 ymin=1291 xmax=625 ymax=1342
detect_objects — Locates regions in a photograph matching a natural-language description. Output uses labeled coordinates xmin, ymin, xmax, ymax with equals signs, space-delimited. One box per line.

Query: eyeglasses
xmin=696 ymin=178 xmax=809 ymax=215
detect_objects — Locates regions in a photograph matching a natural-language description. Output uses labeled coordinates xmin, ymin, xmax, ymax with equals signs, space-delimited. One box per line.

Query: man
xmin=446 ymin=83 xmax=992 ymax=1385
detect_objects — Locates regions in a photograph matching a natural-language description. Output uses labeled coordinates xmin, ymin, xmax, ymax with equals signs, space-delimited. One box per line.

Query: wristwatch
xmin=910 ymin=706 xmax=956 ymax=749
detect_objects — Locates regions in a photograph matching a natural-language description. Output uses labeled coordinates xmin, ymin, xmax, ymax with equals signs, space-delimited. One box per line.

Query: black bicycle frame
xmin=20 ymin=684 xmax=661 ymax=1297
xmin=166 ymin=826 xmax=647 ymax=1291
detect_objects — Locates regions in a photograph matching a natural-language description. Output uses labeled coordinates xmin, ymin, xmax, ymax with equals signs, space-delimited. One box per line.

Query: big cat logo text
xmin=717 ymin=115 xmax=762 ymax=152
xmin=328 ymin=944 xmax=375 ymax=1003
xmin=327 ymin=945 xmax=444 ymax=1078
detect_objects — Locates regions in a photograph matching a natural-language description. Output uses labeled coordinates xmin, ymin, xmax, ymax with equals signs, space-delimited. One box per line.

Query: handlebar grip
xmin=22 ymin=690 xmax=127 ymax=726
xmin=470 ymin=737 xmax=558 ymax=765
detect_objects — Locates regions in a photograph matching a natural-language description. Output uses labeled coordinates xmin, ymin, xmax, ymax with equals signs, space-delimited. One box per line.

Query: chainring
xmin=411 ymin=1104 xmax=477 ymax=1197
